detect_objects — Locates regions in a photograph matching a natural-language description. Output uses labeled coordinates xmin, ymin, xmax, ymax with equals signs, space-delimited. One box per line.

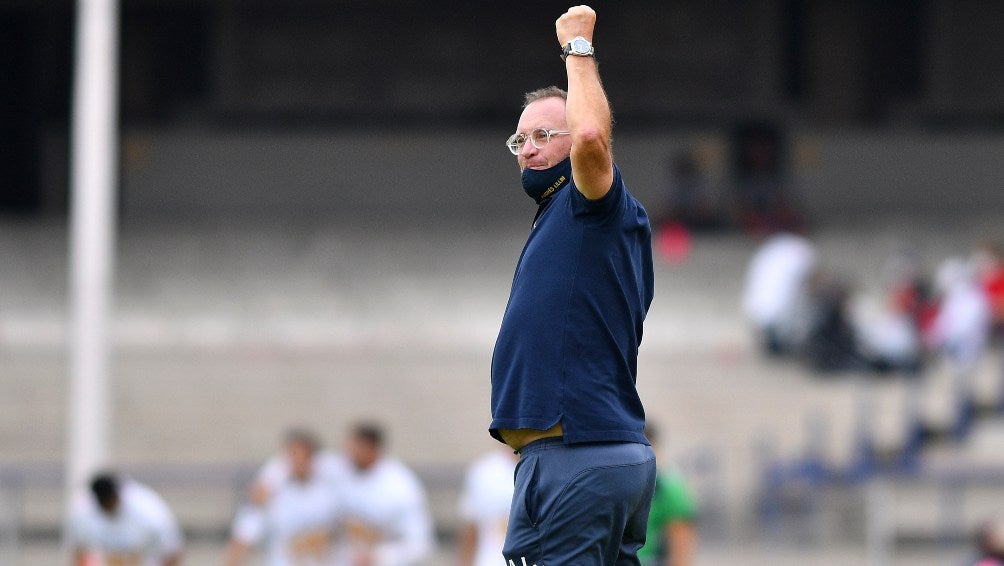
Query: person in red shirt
xmin=973 ymin=242 xmax=1004 ymax=330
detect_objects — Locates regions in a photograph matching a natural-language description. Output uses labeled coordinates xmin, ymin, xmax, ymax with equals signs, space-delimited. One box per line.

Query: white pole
xmin=65 ymin=0 xmax=119 ymax=526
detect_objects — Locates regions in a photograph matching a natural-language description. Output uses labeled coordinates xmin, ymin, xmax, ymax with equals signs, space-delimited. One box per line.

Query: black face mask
xmin=521 ymin=157 xmax=572 ymax=205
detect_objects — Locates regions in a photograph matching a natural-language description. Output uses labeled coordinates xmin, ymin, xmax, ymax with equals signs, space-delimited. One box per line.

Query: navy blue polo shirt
xmin=490 ymin=164 xmax=654 ymax=445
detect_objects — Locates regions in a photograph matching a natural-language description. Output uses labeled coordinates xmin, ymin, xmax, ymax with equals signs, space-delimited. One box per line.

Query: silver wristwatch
xmin=561 ymin=36 xmax=594 ymax=61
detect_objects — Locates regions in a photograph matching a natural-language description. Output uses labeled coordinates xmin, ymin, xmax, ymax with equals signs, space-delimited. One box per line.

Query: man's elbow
xmin=570 ymin=128 xmax=613 ymax=170
xmin=571 ymin=126 xmax=608 ymax=150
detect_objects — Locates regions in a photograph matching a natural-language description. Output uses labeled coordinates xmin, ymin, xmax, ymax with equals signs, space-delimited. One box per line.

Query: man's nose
xmin=519 ymin=138 xmax=537 ymax=157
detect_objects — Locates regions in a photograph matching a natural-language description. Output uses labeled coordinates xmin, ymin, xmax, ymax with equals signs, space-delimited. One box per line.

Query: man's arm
xmin=223 ymin=539 xmax=252 ymax=566
xmin=665 ymin=520 xmax=697 ymax=566
xmin=224 ymin=503 xmax=268 ymax=566
xmin=455 ymin=523 xmax=478 ymax=566
xmin=556 ymin=5 xmax=614 ymax=200
xmin=660 ymin=473 xmax=699 ymax=566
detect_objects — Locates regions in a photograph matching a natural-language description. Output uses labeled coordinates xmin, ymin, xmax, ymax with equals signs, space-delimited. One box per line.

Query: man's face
xmin=346 ymin=435 xmax=379 ymax=471
xmin=97 ymin=494 xmax=119 ymax=516
xmin=514 ymin=97 xmax=571 ymax=172
xmin=287 ymin=440 xmax=314 ymax=482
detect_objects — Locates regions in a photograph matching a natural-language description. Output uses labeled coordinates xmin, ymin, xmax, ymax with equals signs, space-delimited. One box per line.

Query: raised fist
xmin=556 ymin=5 xmax=596 ymax=47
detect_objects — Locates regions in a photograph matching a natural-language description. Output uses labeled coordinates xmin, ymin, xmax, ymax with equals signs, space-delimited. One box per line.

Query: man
xmin=224 ymin=428 xmax=346 ymax=565
xmin=638 ymin=425 xmax=697 ymax=566
xmin=456 ymin=448 xmax=518 ymax=566
xmin=69 ymin=472 xmax=183 ymax=566
xmin=490 ymin=5 xmax=657 ymax=564
xmin=928 ymin=257 xmax=993 ymax=439
xmin=337 ymin=422 xmax=434 ymax=566
xmin=741 ymin=230 xmax=817 ymax=357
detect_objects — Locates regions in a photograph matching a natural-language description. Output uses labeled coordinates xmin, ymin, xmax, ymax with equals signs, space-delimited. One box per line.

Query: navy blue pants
xmin=503 ymin=438 xmax=657 ymax=566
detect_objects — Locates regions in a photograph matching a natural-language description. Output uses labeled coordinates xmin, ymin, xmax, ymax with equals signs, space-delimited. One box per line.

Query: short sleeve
xmin=255 ymin=455 xmax=288 ymax=491
xmin=570 ymin=164 xmax=625 ymax=218
xmin=231 ymin=504 xmax=267 ymax=545
xmin=135 ymin=485 xmax=184 ymax=556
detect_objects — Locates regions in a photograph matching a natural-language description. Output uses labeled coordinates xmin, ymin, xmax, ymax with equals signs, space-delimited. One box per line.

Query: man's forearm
xmin=565 ymin=56 xmax=611 ymax=146
xmin=666 ymin=521 xmax=697 ymax=566
xmin=456 ymin=523 xmax=478 ymax=566
xmin=223 ymin=540 xmax=251 ymax=566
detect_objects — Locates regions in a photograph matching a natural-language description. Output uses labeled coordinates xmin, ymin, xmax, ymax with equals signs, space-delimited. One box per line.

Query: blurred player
xmin=337 ymin=422 xmax=433 ymax=566
xmin=639 ymin=425 xmax=697 ymax=566
xmin=741 ymin=230 xmax=817 ymax=357
xmin=928 ymin=257 xmax=993 ymax=438
xmin=490 ymin=5 xmax=657 ymax=564
xmin=928 ymin=257 xmax=993 ymax=371
xmin=972 ymin=241 xmax=1004 ymax=411
xmin=456 ymin=448 xmax=517 ymax=566
xmin=68 ymin=472 xmax=183 ymax=566
xmin=973 ymin=241 xmax=1004 ymax=330
xmin=224 ymin=428 xmax=347 ymax=566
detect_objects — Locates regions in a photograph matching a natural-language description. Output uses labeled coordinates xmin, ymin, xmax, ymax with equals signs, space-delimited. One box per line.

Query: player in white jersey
xmin=742 ymin=231 xmax=818 ymax=356
xmin=337 ymin=422 xmax=434 ymax=566
xmin=69 ymin=473 xmax=183 ymax=566
xmin=929 ymin=257 xmax=993 ymax=371
xmin=456 ymin=448 xmax=517 ymax=566
xmin=225 ymin=428 xmax=348 ymax=566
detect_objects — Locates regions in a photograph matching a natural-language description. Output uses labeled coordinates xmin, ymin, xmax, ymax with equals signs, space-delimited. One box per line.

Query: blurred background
xmin=2 ymin=0 xmax=1004 ymax=564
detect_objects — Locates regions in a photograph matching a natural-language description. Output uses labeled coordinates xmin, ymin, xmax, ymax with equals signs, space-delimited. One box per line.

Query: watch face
xmin=572 ymin=38 xmax=591 ymax=54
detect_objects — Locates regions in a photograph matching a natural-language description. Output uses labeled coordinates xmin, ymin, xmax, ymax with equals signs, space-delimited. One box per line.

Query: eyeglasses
xmin=506 ymin=128 xmax=571 ymax=155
